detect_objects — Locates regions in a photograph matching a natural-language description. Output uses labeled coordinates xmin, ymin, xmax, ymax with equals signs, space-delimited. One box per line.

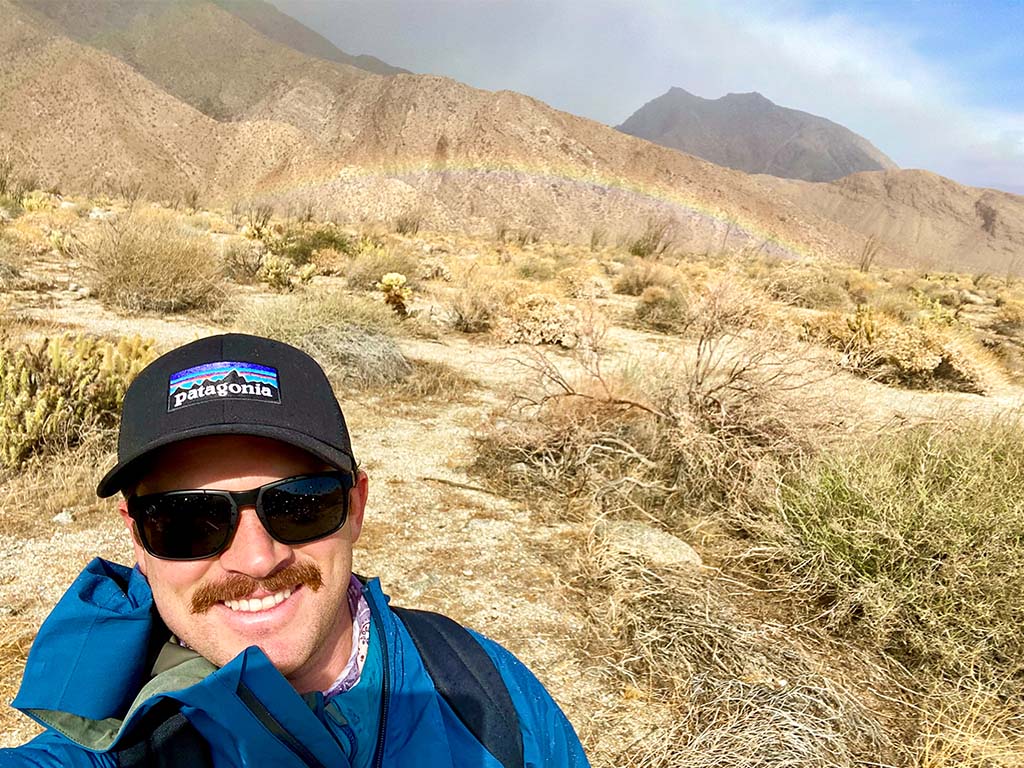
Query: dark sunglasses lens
xmin=133 ymin=494 xmax=234 ymax=560
xmin=261 ymin=475 xmax=349 ymax=543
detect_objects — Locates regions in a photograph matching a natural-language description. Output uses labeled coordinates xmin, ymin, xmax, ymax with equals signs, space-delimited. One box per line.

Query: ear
xmin=347 ymin=470 xmax=369 ymax=545
xmin=118 ymin=499 xmax=148 ymax=575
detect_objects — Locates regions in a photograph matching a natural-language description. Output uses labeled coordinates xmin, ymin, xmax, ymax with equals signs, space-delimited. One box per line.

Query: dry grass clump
xmin=810 ymin=305 xmax=995 ymax=394
xmin=573 ymin=537 xmax=896 ymax=767
xmin=762 ymin=416 xmax=1024 ymax=695
xmin=82 ymin=209 xmax=226 ymax=313
xmin=235 ymin=290 xmax=411 ymax=389
xmin=345 ymin=242 xmax=418 ymax=291
xmin=446 ymin=267 xmax=518 ymax=334
xmin=634 ymin=285 xmax=690 ymax=333
xmin=494 ymin=294 xmax=584 ymax=347
xmin=0 ymin=335 xmax=156 ymax=471
xmin=389 ymin=359 xmax=478 ymax=401
xmin=612 ymin=258 xmax=678 ymax=296
xmin=762 ymin=262 xmax=855 ymax=310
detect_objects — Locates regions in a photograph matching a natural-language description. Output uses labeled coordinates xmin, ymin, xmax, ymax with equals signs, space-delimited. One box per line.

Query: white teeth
xmin=222 ymin=588 xmax=294 ymax=613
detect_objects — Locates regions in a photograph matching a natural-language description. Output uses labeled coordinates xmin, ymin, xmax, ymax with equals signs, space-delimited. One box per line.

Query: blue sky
xmin=275 ymin=0 xmax=1024 ymax=194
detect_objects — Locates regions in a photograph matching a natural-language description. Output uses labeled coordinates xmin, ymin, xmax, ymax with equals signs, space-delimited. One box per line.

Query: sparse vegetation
xmin=83 ymin=210 xmax=226 ymax=313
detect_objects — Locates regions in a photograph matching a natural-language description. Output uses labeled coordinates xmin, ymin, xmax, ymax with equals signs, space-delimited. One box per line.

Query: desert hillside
xmin=763 ymin=169 xmax=1024 ymax=274
xmin=618 ymin=87 xmax=898 ymax=182
xmin=2 ymin=0 xmax=1022 ymax=274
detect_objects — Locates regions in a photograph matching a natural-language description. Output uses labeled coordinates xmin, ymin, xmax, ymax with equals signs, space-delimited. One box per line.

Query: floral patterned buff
xmin=323 ymin=575 xmax=371 ymax=698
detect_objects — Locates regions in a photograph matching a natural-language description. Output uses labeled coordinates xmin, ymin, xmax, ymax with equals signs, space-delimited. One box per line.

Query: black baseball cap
xmin=96 ymin=333 xmax=357 ymax=498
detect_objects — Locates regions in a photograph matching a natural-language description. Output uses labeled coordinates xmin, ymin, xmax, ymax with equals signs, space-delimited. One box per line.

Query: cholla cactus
xmin=21 ymin=191 xmax=58 ymax=212
xmin=376 ymin=272 xmax=412 ymax=316
xmin=0 ymin=334 xmax=156 ymax=468
xmin=256 ymin=254 xmax=294 ymax=291
xmin=255 ymin=255 xmax=317 ymax=291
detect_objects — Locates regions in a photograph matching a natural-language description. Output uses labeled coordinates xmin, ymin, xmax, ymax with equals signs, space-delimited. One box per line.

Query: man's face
xmin=119 ymin=435 xmax=367 ymax=694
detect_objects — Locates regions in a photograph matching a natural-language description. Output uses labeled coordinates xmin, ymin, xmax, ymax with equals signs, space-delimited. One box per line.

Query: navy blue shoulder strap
xmin=391 ymin=606 xmax=525 ymax=768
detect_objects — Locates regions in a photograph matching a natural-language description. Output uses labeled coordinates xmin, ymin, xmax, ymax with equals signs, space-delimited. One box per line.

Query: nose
xmin=217 ymin=506 xmax=292 ymax=578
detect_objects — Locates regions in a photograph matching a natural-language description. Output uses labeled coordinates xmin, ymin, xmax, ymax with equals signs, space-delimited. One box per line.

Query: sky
xmin=274 ymin=0 xmax=1024 ymax=194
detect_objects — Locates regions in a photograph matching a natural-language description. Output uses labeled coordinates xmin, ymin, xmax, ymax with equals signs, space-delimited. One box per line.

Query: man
xmin=1 ymin=334 xmax=589 ymax=767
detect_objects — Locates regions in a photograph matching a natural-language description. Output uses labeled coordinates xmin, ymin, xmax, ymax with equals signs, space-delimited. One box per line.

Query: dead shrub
xmin=477 ymin=284 xmax=815 ymax=526
xmin=634 ymin=285 xmax=690 ymax=333
xmin=447 ymin=270 xmax=516 ymax=334
xmin=390 ymin=359 xmax=477 ymax=400
xmin=613 ymin=259 xmax=678 ymax=296
xmin=629 ymin=217 xmax=677 ymax=258
xmin=222 ymin=240 xmax=264 ymax=284
xmin=572 ymin=535 xmax=897 ymax=768
xmin=82 ymin=209 xmax=225 ymax=313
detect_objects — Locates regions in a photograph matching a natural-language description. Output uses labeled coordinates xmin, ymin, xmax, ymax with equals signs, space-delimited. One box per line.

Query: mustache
xmin=190 ymin=561 xmax=323 ymax=614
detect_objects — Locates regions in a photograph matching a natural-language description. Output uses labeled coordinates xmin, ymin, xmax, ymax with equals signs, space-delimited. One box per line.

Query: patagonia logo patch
xmin=168 ymin=361 xmax=281 ymax=412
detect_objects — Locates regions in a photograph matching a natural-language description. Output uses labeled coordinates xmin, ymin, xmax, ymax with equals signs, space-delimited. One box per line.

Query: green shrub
xmin=84 ymin=210 xmax=225 ymax=313
xmin=765 ymin=417 xmax=1024 ymax=691
xmin=267 ymin=224 xmax=354 ymax=266
xmin=0 ymin=335 xmax=156 ymax=469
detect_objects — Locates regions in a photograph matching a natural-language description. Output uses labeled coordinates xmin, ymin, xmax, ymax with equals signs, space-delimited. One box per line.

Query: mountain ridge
xmin=617 ymin=87 xmax=898 ymax=183
xmin=1 ymin=0 xmax=1021 ymax=274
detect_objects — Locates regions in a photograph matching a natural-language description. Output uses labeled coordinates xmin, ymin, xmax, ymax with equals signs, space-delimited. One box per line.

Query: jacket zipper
xmin=370 ymin=599 xmax=391 ymax=768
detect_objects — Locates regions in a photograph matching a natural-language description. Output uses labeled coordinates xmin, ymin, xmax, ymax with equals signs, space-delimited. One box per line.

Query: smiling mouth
xmin=222 ymin=587 xmax=294 ymax=613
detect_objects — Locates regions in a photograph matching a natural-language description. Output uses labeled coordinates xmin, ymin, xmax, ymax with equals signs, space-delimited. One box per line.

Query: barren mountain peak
xmin=619 ymin=85 xmax=897 ymax=183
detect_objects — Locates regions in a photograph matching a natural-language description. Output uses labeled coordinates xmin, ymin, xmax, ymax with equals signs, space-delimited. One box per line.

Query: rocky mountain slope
xmin=762 ymin=170 xmax=1024 ymax=273
xmin=2 ymin=0 xmax=1021 ymax=274
xmin=618 ymin=87 xmax=897 ymax=183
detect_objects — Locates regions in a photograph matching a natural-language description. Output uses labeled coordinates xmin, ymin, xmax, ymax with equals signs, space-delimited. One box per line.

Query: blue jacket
xmin=0 ymin=559 xmax=589 ymax=768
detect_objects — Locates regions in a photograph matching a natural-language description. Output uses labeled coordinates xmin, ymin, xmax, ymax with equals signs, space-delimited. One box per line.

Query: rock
xmin=89 ymin=208 xmax=117 ymax=221
xmin=600 ymin=520 xmax=703 ymax=568
xmin=52 ymin=509 xmax=76 ymax=525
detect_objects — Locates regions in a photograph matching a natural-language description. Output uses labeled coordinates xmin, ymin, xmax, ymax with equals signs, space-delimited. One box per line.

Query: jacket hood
xmin=13 ymin=558 xmax=161 ymax=721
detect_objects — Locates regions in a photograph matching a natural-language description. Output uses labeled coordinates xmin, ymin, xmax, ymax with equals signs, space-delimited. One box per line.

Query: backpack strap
xmin=391 ymin=606 xmax=525 ymax=768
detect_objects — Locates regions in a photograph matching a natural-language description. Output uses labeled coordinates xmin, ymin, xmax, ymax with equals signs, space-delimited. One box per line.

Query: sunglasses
xmin=127 ymin=471 xmax=355 ymax=561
